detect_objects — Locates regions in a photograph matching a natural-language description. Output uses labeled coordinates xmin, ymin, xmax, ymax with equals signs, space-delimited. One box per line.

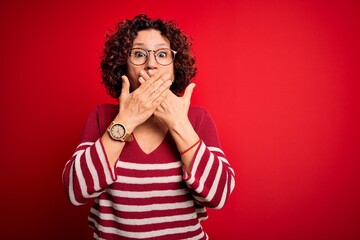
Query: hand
xmin=138 ymin=71 xmax=199 ymax=173
xmin=115 ymin=71 xmax=173 ymax=132
xmin=138 ymin=70 xmax=196 ymax=129
xmin=154 ymin=82 xmax=196 ymax=129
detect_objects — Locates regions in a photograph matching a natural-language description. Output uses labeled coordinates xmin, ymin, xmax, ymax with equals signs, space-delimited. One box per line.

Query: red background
xmin=1 ymin=0 xmax=359 ymax=239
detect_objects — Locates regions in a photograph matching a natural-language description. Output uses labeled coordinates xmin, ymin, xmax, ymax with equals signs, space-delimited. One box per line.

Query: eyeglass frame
xmin=127 ymin=47 xmax=178 ymax=66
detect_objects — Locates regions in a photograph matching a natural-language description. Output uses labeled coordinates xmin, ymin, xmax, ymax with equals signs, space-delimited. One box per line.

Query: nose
xmin=145 ymin=51 xmax=158 ymax=70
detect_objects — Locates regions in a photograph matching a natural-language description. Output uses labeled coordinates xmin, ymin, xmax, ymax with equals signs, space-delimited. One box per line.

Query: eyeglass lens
xmin=129 ymin=48 xmax=175 ymax=66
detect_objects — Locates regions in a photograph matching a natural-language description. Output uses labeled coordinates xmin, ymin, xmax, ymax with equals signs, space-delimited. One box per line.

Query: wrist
xmin=169 ymin=118 xmax=192 ymax=136
xmin=180 ymin=139 xmax=201 ymax=155
xmin=107 ymin=121 xmax=134 ymax=142
xmin=113 ymin=115 xmax=136 ymax=134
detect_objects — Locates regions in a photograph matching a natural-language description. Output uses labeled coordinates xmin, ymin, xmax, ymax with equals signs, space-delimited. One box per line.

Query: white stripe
xmin=85 ymin=147 xmax=100 ymax=191
xmin=195 ymin=207 xmax=208 ymax=221
xmin=88 ymin=217 xmax=203 ymax=239
xmin=117 ymin=161 xmax=182 ymax=170
xmin=78 ymin=141 xmax=93 ymax=148
xmin=68 ymin=158 xmax=82 ymax=206
xmin=198 ymin=216 xmax=208 ymax=221
xmin=187 ymin=230 xmax=205 ymax=240
xmin=106 ymin=188 xmax=189 ymax=198
xmin=90 ymin=208 xmax=197 ymax=225
xmin=208 ymin=147 xmax=235 ymax=177
xmin=72 ymin=149 xmax=85 ymax=158
xmin=117 ymin=175 xmax=182 ymax=184
xmin=215 ymin=175 xmax=231 ymax=209
xmin=208 ymin=146 xmax=224 ymax=155
xmin=214 ymin=173 xmax=228 ymax=209
xmin=218 ymin=156 xmax=235 ymax=177
xmin=194 ymin=156 xmax=223 ymax=205
xmin=230 ymin=174 xmax=236 ymax=193
xmin=62 ymin=159 xmax=71 ymax=183
xmin=218 ymin=156 xmax=230 ymax=165
xmin=193 ymin=153 xmax=214 ymax=193
xmin=71 ymin=146 xmax=86 ymax=158
xmin=209 ymin=148 xmax=235 ymax=177
xmin=92 ymin=232 xmax=104 ymax=240
xmin=195 ymin=206 xmax=207 ymax=214
xmin=98 ymin=199 xmax=194 ymax=212
xmin=187 ymin=142 xmax=206 ymax=185
xmin=74 ymin=148 xmax=102 ymax=200
xmin=95 ymin=140 xmax=114 ymax=184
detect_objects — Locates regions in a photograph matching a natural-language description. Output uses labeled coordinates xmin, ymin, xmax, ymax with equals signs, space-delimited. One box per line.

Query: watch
xmin=107 ymin=122 xmax=133 ymax=142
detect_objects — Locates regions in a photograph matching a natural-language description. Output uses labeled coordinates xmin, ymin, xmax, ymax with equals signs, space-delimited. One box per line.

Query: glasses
xmin=128 ymin=48 xmax=177 ymax=66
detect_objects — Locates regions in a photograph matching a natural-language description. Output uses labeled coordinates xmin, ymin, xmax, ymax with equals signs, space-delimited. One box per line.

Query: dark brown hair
xmin=100 ymin=14 xmax=197 ymax=98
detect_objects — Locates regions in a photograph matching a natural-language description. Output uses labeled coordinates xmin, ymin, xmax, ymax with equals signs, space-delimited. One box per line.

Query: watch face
xmin=110 ymin=123 xmax=126 ymax=140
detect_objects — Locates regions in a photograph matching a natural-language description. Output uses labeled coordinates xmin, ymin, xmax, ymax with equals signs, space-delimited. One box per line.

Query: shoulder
xmin=188 ymin=105 xmax=214 ymax=128
xmin=189 ymin=105 xmax=209 ymax=117
xmin=96 ymin=102 xmax=118 ymax=117
xmin=95 ymin=103 xmax=118 ymax=113
xmin=188 ymin=105 xmax=221 ymax=146
xmin=93 ymin=103 xmax=119 ymax=134
xmin=92 ymin=103 xmax=118 ymax=119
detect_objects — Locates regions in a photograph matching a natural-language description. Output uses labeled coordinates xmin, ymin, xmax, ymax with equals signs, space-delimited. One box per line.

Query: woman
xmin=63 ymin=14 xmax=235 ymax=239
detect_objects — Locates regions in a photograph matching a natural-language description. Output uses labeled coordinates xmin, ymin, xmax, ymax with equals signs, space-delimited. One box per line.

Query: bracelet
xmin=180 ymin=139 xmax=201 ymax=156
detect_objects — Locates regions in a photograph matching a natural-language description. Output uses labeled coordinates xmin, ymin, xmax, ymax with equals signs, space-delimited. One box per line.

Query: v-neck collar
xmin=132 ymin=131 xmax=170 ymax=156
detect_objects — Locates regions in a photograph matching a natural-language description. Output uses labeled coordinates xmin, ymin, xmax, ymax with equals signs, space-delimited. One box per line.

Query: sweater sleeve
xmin=183 ymin=107 xmax=235 ymax=209
xmin=62 ymin=106 xmax=118 ymax=206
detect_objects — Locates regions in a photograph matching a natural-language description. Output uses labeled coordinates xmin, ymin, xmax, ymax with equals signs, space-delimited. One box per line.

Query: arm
xmin=182 ymin=109 xmax=235 ymax=209
xmin=103 ymin=72 xmax=173 ymax=167
xmin=151 ymin=79 xmax=235 ymax=209
xmin=155 ymin=85 xmax=200 ymax=174
xmin=62 ymin=106 xmax=118 ymax=205
xmin=62 ymin=72 xmax=173 ymax=205
xmin=138 ymin=70 xmax=199 ymax=173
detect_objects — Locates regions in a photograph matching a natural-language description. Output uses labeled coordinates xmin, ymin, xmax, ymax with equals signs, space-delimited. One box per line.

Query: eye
xmin=134 ymin=51 xmax=146 ymax=58
xmin=156 ymin=50 xmax=168 ymax=58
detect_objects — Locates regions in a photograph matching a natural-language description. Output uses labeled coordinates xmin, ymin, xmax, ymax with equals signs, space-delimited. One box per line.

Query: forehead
xmin=132 ymin=29 xmax=170 ymax=48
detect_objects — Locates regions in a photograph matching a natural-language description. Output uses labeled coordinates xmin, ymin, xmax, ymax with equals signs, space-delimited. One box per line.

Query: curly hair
xmin=100 ymin=14 xmax=197 ymax=98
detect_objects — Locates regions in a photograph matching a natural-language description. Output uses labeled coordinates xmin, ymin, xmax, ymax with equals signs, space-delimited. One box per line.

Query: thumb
xmin=183 ymin=83 xmax=196 ymax=101
xmin=120 ymin=75 xmax=130 ymax=98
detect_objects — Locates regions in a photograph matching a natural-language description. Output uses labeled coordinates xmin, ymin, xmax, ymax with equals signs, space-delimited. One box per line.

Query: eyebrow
xmin=132 ymin=43 xmax=169 ymax=48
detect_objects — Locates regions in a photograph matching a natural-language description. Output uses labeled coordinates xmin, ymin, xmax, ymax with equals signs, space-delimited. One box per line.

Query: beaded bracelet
xmin=180 ymin=139 xmax=201 ymax=156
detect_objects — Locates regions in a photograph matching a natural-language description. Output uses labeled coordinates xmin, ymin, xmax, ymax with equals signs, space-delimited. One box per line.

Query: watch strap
xmin=107 ymin=121 xmax=133 ymax=142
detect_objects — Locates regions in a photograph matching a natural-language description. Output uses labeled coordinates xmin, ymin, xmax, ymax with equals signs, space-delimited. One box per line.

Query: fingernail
xmin=140 ymin=70 xmax=145 ymax=75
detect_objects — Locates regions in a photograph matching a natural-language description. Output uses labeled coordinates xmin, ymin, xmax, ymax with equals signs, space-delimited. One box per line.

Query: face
xmin=126 ymin=29 xmax=175 ymax=91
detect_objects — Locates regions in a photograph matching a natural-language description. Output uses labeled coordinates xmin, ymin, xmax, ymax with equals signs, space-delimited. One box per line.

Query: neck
xmin=139 ymin=115 xmax=168 ymax=132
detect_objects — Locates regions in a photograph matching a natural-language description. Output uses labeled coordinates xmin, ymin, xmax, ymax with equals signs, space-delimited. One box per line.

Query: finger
xmin=150 ymin=79 xmax=172 ymax=104
xmin=140 ymin=70 xmax=151 ymax=81
xmin=155 ymin=104 xmax=166 ymax=113
xmin=140 ymin=70 xmax=162 ymax=83
xmin=147 ymin=69 xmax=155 ymax=77
xmin=120 ymin=75 xmax=131 ymax=98
xmin=152 ymin=89 xmax=170 ymax=107
xmin=139 ymin=76 xmax=145 ymax=84
xmin=144 ymin=73 xmax=172 ymax=96
xmin=139 ymin=71 xmax=164 ymax=92
xmin=158 ymin=104 xmax=166 ymax=111
xmin=183 ymin=83 xmax=196 ymax=102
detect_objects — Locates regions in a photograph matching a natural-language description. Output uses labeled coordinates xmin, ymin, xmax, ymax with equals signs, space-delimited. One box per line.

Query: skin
xmin=101 ymin=29 xmax=200 ymax=174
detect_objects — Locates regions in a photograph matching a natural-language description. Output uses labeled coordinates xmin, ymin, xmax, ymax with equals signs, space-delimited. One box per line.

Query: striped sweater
xmin=62 ymin=104 xmax=235 ymax=239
